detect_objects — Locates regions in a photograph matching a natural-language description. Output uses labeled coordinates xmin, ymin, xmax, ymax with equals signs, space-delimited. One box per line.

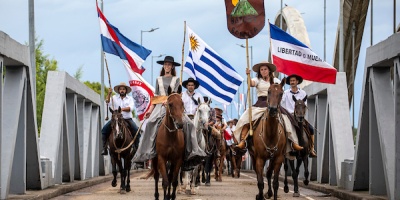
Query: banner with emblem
xmin=123 ymin=64 xmax=154 ymax=121
xmin=224 ymin=0 xmax=265 ymax=39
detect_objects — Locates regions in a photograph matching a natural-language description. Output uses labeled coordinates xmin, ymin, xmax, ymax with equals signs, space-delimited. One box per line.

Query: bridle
xmin=163 ymin=93 xmax=183 ymax=133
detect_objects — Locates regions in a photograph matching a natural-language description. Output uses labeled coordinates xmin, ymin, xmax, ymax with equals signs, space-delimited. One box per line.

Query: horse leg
xmin=265 ymin=160 xmax=274 ymax=199
xmin=231 ymin=155 xmax=237 ymax=178
xmin=303 ymin=156 xmax=310 ymax=185
xmin=272 ymin=156 xmax=284 ymax=200
xmin=255 ymin=158 xmax=266 ymax=200
xmin=153 ymin=158 xmax=160 ymax=200
xmin=125 ymin=157 xmax=132 ymax=192
xmin=171 ymin=161 xmax=182 ymax=200
xmin=289 ymin=159 xmax=299 ymax=197
xmin=201 ymin=162 xmax=206 ymax=183
xmin=157 ymin=158 xmax=169 ymax=200
xmin=117 ymin=161 xmax=126 ymax=194
xmin=111 ymin=156 xmax=118 ymax=187
xmin=217 ymin=155 xmax=225 ymax=182
xmin=185 ymin=171 xmax=192 ymax=194
xmin=167 ymin=163 xmax=174 ymax=200
xmin=194 ymin=165 xmax=200 ymax=187
xmin=283 ymin=158 xmax=289 ymax=193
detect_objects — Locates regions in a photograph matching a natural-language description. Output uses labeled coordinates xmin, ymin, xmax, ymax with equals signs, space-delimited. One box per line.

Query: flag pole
xmin=180 ymin=21 xmax=187 ymax=86
xmin=103 ymin=52 xmax=114 ymax=120
xmin=246 ymin=38 xmax=253 ymax=136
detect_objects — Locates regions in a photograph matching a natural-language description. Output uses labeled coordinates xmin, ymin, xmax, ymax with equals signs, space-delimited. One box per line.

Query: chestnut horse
xmin=283 ymin=95 xmax=311 ymax=197
xmin=150 ymin=87 xmax=185 ymax=200
xmin=248 ymin=78 xmax=287 ymax=200
xmin=108 ymin=107 xmax=134 ymax=194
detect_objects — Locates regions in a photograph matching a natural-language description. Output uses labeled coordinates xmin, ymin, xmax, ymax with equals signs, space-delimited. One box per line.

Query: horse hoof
xmin=111 ymin=182 xmax=117 ymax=187
xmin=293 ymin=192 xmax=300 ymax=197
xmin=205 ymin=182 xmax=211 ymax=186
xmin=303 ymin=180 xmax=309 ymax=185
xmin=267 ymin=190 xmax=273 ymax=198
xmin=126 ymin=186 xmax=131 ymax=192
xmin=185 ymin=189 xmax=191 ymax=195
xmin=284 ymin=186 xmax=289 ymax=193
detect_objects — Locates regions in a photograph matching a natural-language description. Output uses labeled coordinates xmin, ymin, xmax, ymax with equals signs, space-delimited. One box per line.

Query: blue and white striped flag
xmin=184 ymin=26 xmax=243 ymax=105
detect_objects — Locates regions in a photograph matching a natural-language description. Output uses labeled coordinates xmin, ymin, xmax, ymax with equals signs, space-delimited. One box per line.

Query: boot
xmin=101 ymin=134 xmax=108 ymax=155
xmin=291 ymin=142 xmax=304 ymax=151
xmin=309 ymin=135 xmax=317 ymax=157
xmin=235 ymin=125 xmax=249 ymax=150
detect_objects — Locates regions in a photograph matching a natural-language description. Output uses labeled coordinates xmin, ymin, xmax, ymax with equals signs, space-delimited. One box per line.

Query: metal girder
xmin=39 ymin=71 xmax=103 ymax=185
xmin=332 ymin=0 xmax=370 ymax=104
xmin=303 ymin=72 xmax=355 ymax=188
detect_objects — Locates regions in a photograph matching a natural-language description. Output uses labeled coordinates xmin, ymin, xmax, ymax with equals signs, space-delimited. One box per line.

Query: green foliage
xmin=36 ymin=39 xmax=58 ymax=133
xmin=73 ymin=65 xmax=84 ymax=81
xmin=83 ymin=81 xmax=109 ymax=95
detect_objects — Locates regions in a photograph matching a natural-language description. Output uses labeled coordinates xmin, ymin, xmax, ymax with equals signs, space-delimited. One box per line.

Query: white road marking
xmin=241 ymin=173 xmax=315 ymax=200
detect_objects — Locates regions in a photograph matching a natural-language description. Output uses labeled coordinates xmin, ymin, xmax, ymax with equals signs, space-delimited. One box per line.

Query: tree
xmin=36 ymin=39 xmax=58 ymax=133
xmin=73 ymin=65 xmax=84 ymax=81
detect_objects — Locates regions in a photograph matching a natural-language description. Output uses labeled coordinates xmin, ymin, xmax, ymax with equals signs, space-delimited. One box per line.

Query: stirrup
xmin=309 ymin=150 xmax=317 ymax=157
xmin=291 ymin=142 xmax=304 ymax=151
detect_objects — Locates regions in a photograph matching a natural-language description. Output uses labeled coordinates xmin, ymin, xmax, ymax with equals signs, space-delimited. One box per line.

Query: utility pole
xmin=29 ymin=0 xmax=36 ymax=104
xmin=100 ymin=0 xmax=105 ymax=123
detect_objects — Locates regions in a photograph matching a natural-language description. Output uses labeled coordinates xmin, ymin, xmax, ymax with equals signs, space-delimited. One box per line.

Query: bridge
xmin=1 ymin=1 xmax=399 ymax=200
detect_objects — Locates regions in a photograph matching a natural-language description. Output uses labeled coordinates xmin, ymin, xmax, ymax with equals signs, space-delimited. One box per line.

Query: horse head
xmin=109 ymin=106 xmax=126 ymax=140
xmin=293 ymin=95 xmax=307 ymax=123
xmin=267 ymin=78 xmax=285 ymax=117
xmin=165 ymin=85 xmax=184 ymax=130
xmin=196 ymin=100 xmax=211 ymax=130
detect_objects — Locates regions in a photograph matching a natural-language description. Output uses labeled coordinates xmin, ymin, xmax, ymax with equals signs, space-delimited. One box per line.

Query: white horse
xmin=184 ymin=99 xmax=210 ymax=195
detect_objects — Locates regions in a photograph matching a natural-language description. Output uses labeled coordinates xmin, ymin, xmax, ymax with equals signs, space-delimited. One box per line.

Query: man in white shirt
xmin=281 ymin=74 xmax=316 ymax=157
xmin=101 ymin=82 xmax=139 ymax=155
xmin=182 ymin=78 xmax=203 ymax=119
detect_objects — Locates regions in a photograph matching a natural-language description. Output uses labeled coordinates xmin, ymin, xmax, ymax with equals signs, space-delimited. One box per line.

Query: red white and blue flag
xmin=97 ymin=4 xmax=151 ymax=75
xmin=270 ymin=23 xmax=337 ymax=84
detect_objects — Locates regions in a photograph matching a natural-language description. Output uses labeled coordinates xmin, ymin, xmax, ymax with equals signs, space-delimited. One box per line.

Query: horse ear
xmin=167 ymin=86 xmax=172 ymax=95
xmin=198 ymin=97 xmax=201 ymax=104
xmin=281 ymin=77 xmax=286 ymax=88
xmin=177 ymin=85 xmax=182 ymax=94
xmin=292 ymin=95 xmax=297 ymax=102
xmin=303 ymin=95 xmax=308 ymax=102
xmin=109 ymin=107 xmax=113 ymax=114
xmin=118 ymin=106 xmax=121 ymax=113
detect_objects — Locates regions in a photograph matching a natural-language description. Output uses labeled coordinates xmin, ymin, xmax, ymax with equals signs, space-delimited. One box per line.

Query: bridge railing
xmin=0 ymin=31 xmax=42 ymax=199
xmin=39 ymin=71 xmax=105 ymax=185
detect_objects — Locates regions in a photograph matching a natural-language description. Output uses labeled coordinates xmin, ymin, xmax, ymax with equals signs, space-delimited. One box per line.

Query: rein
xmin=162 ymin=93 xmax=183 ymax=133
xmin=114 ymin=119 xmax=146 ymax=160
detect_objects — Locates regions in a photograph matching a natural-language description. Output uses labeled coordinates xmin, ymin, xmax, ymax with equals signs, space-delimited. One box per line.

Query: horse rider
xmin=182 ymin=77 xmax=203 ymax=120
xmin=234 ymin=61 xmax=304 ymax=153
xmin=132 ymin=56 xmax=206 ymax=171
xmin=211 ymin=108 xmax=226 ymax=157
xmin=225 ymin=119 xmax=237 ymax=147
xmin=101 ymin=82 xmax=140 ymax=155
xmin=280 ymin=74 xmax=317 ymax=157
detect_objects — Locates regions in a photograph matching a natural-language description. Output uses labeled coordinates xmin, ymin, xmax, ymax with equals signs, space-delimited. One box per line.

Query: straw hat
xmin=114 ymin=82 xmax=132 ymax=93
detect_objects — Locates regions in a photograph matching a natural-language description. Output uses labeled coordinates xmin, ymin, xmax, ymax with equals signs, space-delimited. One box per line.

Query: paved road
xmin=51 ymin=170 xmax=339 ymax=200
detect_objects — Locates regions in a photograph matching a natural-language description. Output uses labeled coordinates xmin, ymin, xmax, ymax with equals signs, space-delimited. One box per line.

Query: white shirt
xmin=281 ymin=88 xmax=307 ymax=114
xmin=252 ymin=77 xmax=281 ymax=97
xmin=108 ymin=95 xmax=134 ymax=119
xmin=182 ymin=90 xmax=203 ymax=115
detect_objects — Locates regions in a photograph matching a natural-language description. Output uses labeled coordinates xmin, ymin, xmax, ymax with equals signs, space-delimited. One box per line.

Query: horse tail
xmin=142 ymin=168 xmax=155 ymax=180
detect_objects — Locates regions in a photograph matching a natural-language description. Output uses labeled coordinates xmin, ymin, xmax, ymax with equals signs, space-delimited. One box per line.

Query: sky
xmin=0 ymin=0 xmax=398 ymax=126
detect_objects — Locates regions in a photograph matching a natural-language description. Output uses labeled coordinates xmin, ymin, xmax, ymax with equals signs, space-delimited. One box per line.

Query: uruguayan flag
xmin=184 ymin=26 xmax=243 ymax=105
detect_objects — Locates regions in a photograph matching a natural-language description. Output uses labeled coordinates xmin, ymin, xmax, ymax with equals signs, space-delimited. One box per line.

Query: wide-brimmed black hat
xmin=285 ymin=74 xmax=303 ymax=85
xmin=182 ymin=78 xmax=200 ymax=89
xmin=252 ymin=61 xmax=277 ymax=73
xmin=156 ymin=56 xmax=181 ymax=67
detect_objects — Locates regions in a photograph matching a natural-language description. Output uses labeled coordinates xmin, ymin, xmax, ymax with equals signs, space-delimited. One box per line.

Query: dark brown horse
xmin=248 ymin=78 xmax=287 ymax=200
xmin=150 ymin=86 xmax=185 ymax=200
xmin=283 ymin=95 xmax=311 ymax=197
xmin=212 ymin=128 xmax=227 ymax=182
xmin=230 ymin=146 xmax=246 ymax=178
xmin=108 ymin=107 xmax=134 ymax=194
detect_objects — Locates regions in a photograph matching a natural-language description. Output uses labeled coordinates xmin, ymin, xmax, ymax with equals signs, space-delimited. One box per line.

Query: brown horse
xmin=150 ymin=86 xmax=185 ymax=200
xmin=283 ymin=95 xmax=311 ymax=197
xmin=248 ymin=78 xmax=287 ymax=200
xmin=230 ymin=146 xmax=246 ymax=178
xmin=212 ymin=129 xmax=227 ymax=182
xmin=108 ymin=107 xmax=134 ymax=194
